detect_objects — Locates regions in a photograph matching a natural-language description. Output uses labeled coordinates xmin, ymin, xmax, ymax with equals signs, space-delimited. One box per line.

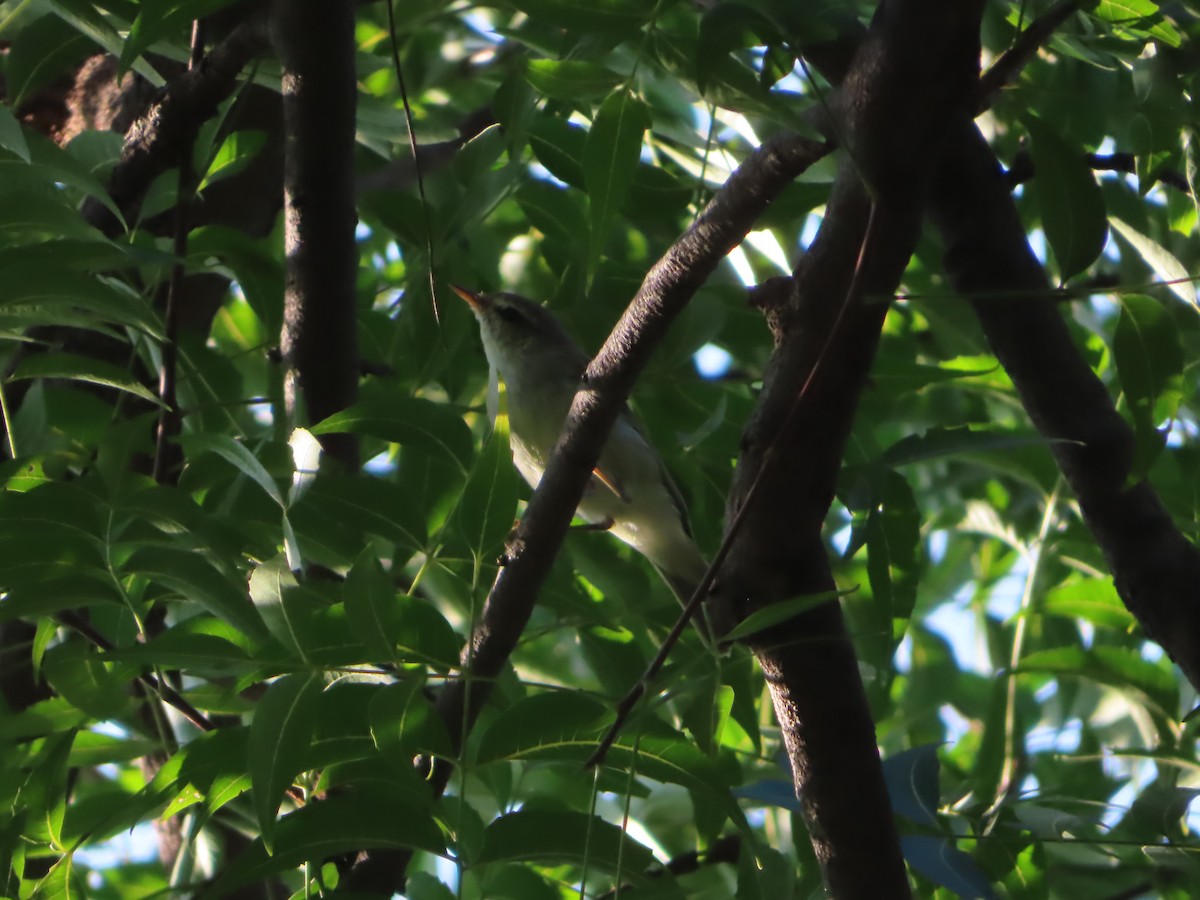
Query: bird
xmin=452 ymin=285 xmax=710 ymax=611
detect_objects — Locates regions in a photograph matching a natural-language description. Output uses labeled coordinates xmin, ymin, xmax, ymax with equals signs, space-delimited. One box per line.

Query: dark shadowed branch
xmin=1006 ymin=147 xmax=1193 ymax=195
xmin=345 ymin=131 xmax=828 ymax=896
xmin=929 ymin=122 xmax=1200 ymax=693
xmin=153 ymin=20 xmax=206 ymax=485
xmin=272 ymin=1 xmax=360 ymax=469
xmin=807 ymin=0 xmax=1200 ymax=703
xmin=712 ymin=1 xmax=984 ymax=895
xmin=82 ymin=10 xmax=272 ymax=234
xmin=977 ymin=0 xmax=1081 ymax=110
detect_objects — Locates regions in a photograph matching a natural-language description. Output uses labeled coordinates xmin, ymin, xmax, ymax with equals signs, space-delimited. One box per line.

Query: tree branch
xmin=713 ymin=1 xmax=984 ymax=895
xmin=1006 ymin=147 xmax=1193 ymax=195
xmin=82 ymin=11 xmax=271 ymax=234
xmin=977 ymin=0 xmax=1081 ymax=110
xmin=928 ymin=121 xmax=1200 ymax=693
xmin=345 ymin=131 xmax=828 ymax=896
xmin=272 ymin=1 xmax=360 ymax=469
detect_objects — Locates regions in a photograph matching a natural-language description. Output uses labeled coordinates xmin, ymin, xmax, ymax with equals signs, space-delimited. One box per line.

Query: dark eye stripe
xmin=497 ymin=305 xmax=525 ymax=325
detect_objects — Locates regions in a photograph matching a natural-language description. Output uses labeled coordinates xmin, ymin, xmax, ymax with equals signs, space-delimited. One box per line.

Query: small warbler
xmin=454 ymin=286 xmax=709 ymax=608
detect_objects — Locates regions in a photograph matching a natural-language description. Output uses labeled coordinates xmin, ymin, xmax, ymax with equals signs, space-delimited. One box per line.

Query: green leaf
xmin=391 ymin=594 xmax=462 ymax=669
xmin=881 ymin=427 xmax=1065 ymax=468
xmin=515 ymin=179 xmax=590 ymax=251
xmin=0 ymin=106 xmax=31 ymax=163
xmin=157 ymin=726 xmax=252 ymax=818
xmin=249 ymin=671 xmax=323 ymax=853
xmin=19 ymin=129 xmax=128 ymax=226
xmin=477 ymin=693 xmax=747 ymax=833
xmin=197 ymin=129 xmax=267 ymax=193
xmin=697 ymin=3 xmax=780 ymax=95
xmin=528 ymin=115 xmax=586 ymax=189
xmin=178 ymin=432 xmax=285 ymax=509
xmin=507 ymin=0 xmax=651 ymax=33
xmin=23 ymin=730 xmax=75 ymax=850
xmin=865 ymin=472 xmax=920 ymax=643
xmin=405 ymin=873 xmax=459 ymax=900
xmin=737 ymin=845 xmax=796 ymax=900
xmin=205 ymin=791 xmax=444 ymax=897
xmin=1041 ymin=579 xmax=1136 ymax=630
xmin=584 ymin=91 xmax=650 ymax=277
xmin=0 ymin=574 xmax=120 ymax=621
xmin=477 ymin=691 xmax=610 ymax=762
xmin=118 ymin=0 xmax=244 ymax=76
xmin=103 ymin=621 xmax=252 ymax=676
xmin=476 ymin=809 xmax=656 ymax=880
xmin=47 ymin=0 xmax=165 ymax=87
xmin=1113 ymin=294 xmax=1184 ymax=414
xmin=10 ymin=352 xmax=163 ymax=406
xmin=455 ymin=412 xmax=520 ymax=561
xmin=312 ymin=396 xmax=473 ymax=471
xmin=368 ymin=678 xmax=453 ymax=760
xmin=42 ymin=642 xmax=132 ymax=720
xmin=0 ymin=698 xmax=88 ymax=742
xmin=883 ymin=745 xmax=941 ymax=828
xmin=32 ymin=854 xmax=86 ymax=898
xmin=524 ymin=60 xmax=625 ymax=101
xmin=344 ymin=551 xmax=401 ymax=663
xmin=3 ymin=14 xmax=94 ymax=108
xmin=188 ymin=225 xmax=285 ymax=335
xmin=902 ymin=835 xmax=999 ymax=900
xmin=248 ymin=555 xmax=320 ymax=657
xmin=289 ymin=473 xmax=427 ymax=556
xmin=1112 ymin=293 xmax=1184 ymax=473
xmin=0 ymin=188 xmax=102 ymax=243
xmin=1092 ymin=0 xmax=1181 ymax=47
xmin=1024 ymin=115 xmax=1108 ymax=281
xmin=1017 ymin=646 xmax=1178 ymax=725
xmin=287 ymin=427 xmax=322 ymax=506
xmin=1109 ymin=217 xmax=1197 ymax=307
xmin=125 ymin=546 xmax=268 ymax=641
xmin=722 ymin=589 xmax=853 ymax=642
xmin=0 ymin=263 xmax=160 ymax=336
xmin=1094 ymin=0 xmax=1161 ymax=23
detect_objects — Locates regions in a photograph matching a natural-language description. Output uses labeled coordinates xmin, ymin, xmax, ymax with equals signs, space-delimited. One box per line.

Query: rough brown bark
xmin=713 ymin=1 xmax=984 ymax=895
xmin=346 ymin=132 xmax=829 ymax=896
xmin=272 ymin=0 xmax=359 ymax=468
xmin=929 ymin=123 xmax=1200 ymax=692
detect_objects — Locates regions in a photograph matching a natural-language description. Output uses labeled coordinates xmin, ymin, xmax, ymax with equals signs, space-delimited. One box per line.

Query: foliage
xmin=0 ymin=0 xmax=1197 ymax=897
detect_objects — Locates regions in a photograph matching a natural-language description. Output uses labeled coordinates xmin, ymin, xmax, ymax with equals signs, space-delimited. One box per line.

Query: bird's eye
xmin=496 ymin=305 xmax=525 ymax=326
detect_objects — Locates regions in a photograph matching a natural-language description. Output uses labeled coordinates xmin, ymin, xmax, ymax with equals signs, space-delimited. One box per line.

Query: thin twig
xmin=56 ymin=610 xmax=216 ymax=732
xmin=977 ymin=0 xmax=1081 ymax=110
xmin=385 ymin=1 xmax=440 ymax=326
xmin=0 ymin=378 xmax=17 ymax=459
xmin=152 ymin=20 xmax=206 ymax=485
xmin=1006 ymin=147 xmax=1193 ymax=195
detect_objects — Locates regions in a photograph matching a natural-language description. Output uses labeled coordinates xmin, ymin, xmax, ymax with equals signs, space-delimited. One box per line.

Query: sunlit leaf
xmin=1024 ymin=115 xmax=1108 ymax=281
xmin=249 ymin=671 xmax=323 ymax=853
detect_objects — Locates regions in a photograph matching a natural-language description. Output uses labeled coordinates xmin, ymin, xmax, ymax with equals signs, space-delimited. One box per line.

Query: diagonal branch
xmin=345 ymin=130 xmax=828 ymax=896
xmin=82 ymin=11 xmax=272 ymax=234
xmin=977 ymin=0 xmax=1081 ymax=110
xmin=713 ymin=1 xmax=984 ymax=895
xmin=438 ymin=129 xmax=828 ymax=754
xmin=929 ymin=121 xmax=1200 ymax=693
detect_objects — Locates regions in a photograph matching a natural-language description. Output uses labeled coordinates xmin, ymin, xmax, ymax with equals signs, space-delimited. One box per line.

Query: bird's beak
xmin=451 ymin=284 xmax=487 ymax=313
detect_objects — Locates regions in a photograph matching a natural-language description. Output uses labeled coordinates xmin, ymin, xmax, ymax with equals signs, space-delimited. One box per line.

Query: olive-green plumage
xmin=455 ymin=287 xmax=708 ymax=606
